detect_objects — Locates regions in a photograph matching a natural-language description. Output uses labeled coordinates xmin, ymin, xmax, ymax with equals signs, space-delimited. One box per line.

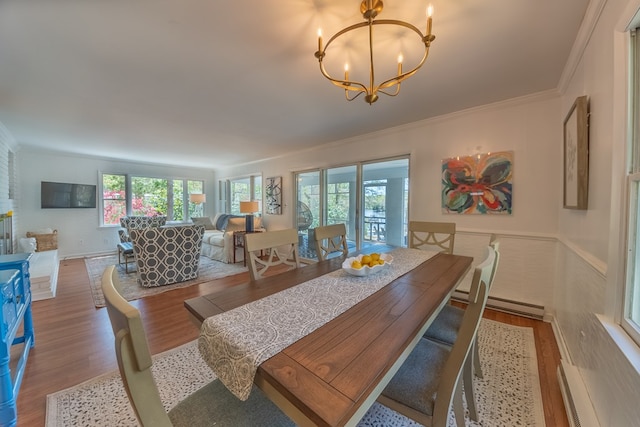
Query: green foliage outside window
xmin=102 ymin=173 xmax=205 ymax=225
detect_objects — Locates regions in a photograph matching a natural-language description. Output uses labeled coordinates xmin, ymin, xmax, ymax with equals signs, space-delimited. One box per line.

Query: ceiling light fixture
xmin=315 ymin=0 xmax=435 ymax=105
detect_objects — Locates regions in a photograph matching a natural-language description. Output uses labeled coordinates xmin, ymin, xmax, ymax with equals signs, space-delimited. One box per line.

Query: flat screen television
xmin=41 ymin=181 xmax=97 ymax=209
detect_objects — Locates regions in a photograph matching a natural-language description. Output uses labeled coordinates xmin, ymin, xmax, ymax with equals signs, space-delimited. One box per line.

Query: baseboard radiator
xmin=557 ymin=360 xmax=600 ymax=427
xmin=451 ymin=290 xmax=545 ymax=320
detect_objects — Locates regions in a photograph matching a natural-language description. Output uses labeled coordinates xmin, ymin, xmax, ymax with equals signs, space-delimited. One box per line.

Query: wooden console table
xmin=0 ymin=253 xmax=35 ymax=427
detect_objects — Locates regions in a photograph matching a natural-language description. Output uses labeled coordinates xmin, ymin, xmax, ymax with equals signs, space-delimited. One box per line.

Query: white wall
xmin=216 ymin=92 xmax=562 ymax=310
xmin=554 ymin=0 xmax=640 ymax=425
xmin=16 ymin=147 xmax=215 ymax=259
xmin=217 ymin=92 xmax=561 ymax=233
xmin=0 ymin=124 xmax=18 ymax=253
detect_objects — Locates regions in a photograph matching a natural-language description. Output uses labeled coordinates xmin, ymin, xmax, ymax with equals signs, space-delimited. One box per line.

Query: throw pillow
xmin=26 ymin=229 xmax=58 ymax=252
xmin=191 ymin=217 xmax=215 ymax=230
xmin=19 ymin=237 xmax=37 ymax=253
xmin=215 ymin=214 xmax=244 ymax=231
xmin=226 ymin=217 xmax=246 ymax=232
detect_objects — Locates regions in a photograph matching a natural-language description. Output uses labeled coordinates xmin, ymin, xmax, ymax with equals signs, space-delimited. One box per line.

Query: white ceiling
xmin=0 ymin=0 xmax=590 ymax=169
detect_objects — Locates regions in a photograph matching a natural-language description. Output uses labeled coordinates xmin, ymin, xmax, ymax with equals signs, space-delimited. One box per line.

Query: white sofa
xmin=193 ymin=214 xmax=264 ymax=263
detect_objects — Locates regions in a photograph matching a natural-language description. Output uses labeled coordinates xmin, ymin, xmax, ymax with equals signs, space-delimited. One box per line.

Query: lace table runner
xmin=198 ymin=247 xmax=436 ymax=400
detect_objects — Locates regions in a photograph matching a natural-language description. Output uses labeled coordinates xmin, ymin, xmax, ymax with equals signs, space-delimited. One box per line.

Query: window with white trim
xmin=623 ymin=28 xmax=640 ymax=345
xmin=100 ymin=173 xmax=204 ymax=225
xmin=226 ymin=174 xmax=262 ymax=215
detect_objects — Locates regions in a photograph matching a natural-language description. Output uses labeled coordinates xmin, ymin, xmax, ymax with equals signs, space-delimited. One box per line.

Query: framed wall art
xmin=265 ymin=176 xmax=282 ymax=215
xmin=441 ymin=151 xmax=513 ymax=215
xmin=563 ymin=95 xmax=589 ymax=210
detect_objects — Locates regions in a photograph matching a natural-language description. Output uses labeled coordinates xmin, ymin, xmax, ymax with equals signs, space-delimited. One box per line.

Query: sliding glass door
xmin=296 ymin=171 xmax=320 ymax=257
xmin=362 ymin=158 xmax=409 ymax=248
xmin=295 ymin=157 xmax=409 ymax=260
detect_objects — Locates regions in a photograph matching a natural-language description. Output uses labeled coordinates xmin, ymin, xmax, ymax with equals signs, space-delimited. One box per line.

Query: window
xmin=100 ymin=173 xmax=204 ymax=225
xmin=102 ymin=174 xmax=126 ymax=225
xmin=187 ymin=180 xmax=205 ymax=219
xmin=295 ymin=157 xmax=409 ymax=260
xmin=624 ymin=29 xmax=640 ymax=345
xmin=131 ymin=177 xmax=168 ymax=217
xmin=226 ymin=175 xmax=262 ymax=215
xmin=230 ymin=178 xmax=250 ymax=214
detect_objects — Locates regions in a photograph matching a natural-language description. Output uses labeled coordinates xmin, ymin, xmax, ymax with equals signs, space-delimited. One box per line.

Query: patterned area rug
xmin=85 ymin=254 xmax=247 ymax=307
xmin=45 ymin=319 xmax=545 ymax=427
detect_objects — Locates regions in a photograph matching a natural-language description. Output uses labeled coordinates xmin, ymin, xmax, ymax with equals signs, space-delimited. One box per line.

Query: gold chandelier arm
xmin=319 ymin=60 xmax=369 ymax=94
xmin=378 ymin=84 xmax=401 ymax=97
xmin=345 ymin=90 xmax=365 ymax=102
xmin=377 ymin=44 xmax=431 ymax=92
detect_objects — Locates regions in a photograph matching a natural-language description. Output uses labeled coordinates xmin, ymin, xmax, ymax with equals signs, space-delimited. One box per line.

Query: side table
xmin=117 ymin=242 xmax=135 ymax=273
xmin=233 ymin=230 xmax=263 ymax=266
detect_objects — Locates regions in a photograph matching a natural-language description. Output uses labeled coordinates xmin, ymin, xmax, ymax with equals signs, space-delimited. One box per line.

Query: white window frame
xmin=224 ymin=174 xmax=262 ymax=215
xmin=622 ymin=28 xmax=640 ymax=346
xmin=99 ymin=172 xmax=205 ymax=226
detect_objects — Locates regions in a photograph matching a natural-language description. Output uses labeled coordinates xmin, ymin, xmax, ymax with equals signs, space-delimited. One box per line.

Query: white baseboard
xmin=557 ymin=360 xmax=601 ymax=427
xmin=452 ymin=289 xmax=545 ymax=319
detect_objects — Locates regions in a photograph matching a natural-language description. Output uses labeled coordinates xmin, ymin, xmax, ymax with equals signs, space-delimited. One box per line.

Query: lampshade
xmin=189 ymin=194 xmax=206 ymax=204
xmin=240 ymin=201 xmax=259 ymax=214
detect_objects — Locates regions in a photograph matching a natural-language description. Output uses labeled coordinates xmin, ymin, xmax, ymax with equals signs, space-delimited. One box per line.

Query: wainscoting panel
xmin=555 ymin=243 xmax=640 ymax=426
xmin=454 ymin=231 xmax=556 ymax=316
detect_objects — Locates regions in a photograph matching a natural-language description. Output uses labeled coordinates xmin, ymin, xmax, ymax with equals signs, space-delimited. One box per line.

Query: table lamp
xmin=239 ymin=201 xmax=259 ymax=232
xmin=189 ymin=193 xmax=206 ymax=216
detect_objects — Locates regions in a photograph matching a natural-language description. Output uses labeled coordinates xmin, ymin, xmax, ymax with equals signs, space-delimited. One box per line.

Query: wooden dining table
xmin=185 ymin=250 xmax=472 ymax=427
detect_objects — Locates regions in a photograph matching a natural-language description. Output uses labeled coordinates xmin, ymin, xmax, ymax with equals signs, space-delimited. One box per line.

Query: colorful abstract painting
xmin=441 ymin=151 xmax=513 ymax=214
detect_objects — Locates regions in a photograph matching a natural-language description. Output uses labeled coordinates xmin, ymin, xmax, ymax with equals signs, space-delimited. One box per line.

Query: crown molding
xmin=558 ymin=0 xmax=608 ymax=94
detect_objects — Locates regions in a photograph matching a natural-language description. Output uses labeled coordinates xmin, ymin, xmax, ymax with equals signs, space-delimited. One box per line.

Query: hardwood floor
xmin=17 ymin=257 xmax=569 ymax=426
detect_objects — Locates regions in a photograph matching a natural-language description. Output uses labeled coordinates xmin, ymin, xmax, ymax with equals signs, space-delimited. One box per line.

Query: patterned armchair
xmin=129 ymin=224 xmax=205 ymax=287
xmin=118 ymin=216 xmax=167 ymax=243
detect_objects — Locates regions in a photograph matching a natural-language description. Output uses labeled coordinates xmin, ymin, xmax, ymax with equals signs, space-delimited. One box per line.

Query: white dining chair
xmin=312 ymin=223 xmax=349 ymax=261
xmin=101 ymin=265 xmax=295 ymax=426
xmin=245 ymin=228 xmax=300 ymax=281
xmin=422 ymin=235 xmax=500 ymax=421
xmin=377 ymin=247 xmax=494 ymax=427
xmin=408 ymin=221 xmax=456 ymax=254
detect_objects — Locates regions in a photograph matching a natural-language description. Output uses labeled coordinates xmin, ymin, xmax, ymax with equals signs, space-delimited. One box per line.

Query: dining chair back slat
xmin=245 ymin=228 xmax=301 ymax=281
xmin=101 ymin=265 xmax=295 ymax=426
xmin=408 ymin=221 xmax=456 ymax=254
xmin=313 ymin=223 xmax=349 ymax=261
xmin=488 ymin=234 xmax=500 ymax=286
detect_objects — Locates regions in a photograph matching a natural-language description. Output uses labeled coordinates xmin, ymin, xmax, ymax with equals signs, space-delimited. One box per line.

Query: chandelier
xmin=315 ymin=0 xmax=435 ymax=105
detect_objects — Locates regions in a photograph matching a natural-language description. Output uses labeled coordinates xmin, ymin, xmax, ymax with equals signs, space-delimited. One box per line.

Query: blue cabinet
xmin=0 ymin=254 xmax=35 ymax=427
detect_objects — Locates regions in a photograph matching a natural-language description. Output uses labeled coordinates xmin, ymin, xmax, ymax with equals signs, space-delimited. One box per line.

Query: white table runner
xmin=198 ymin=247 xmax=436 ymax=400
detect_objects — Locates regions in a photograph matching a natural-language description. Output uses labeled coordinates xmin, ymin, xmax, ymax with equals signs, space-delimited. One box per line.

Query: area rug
xmin=45 ymin=319 xmax=545 ymax=427
xmin=85 ymin=254 xmax=247 ymax=307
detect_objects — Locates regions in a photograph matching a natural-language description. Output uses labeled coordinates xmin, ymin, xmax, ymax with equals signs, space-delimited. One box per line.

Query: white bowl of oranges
xmin=342 ymin=252 xmax=393 ymax=277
